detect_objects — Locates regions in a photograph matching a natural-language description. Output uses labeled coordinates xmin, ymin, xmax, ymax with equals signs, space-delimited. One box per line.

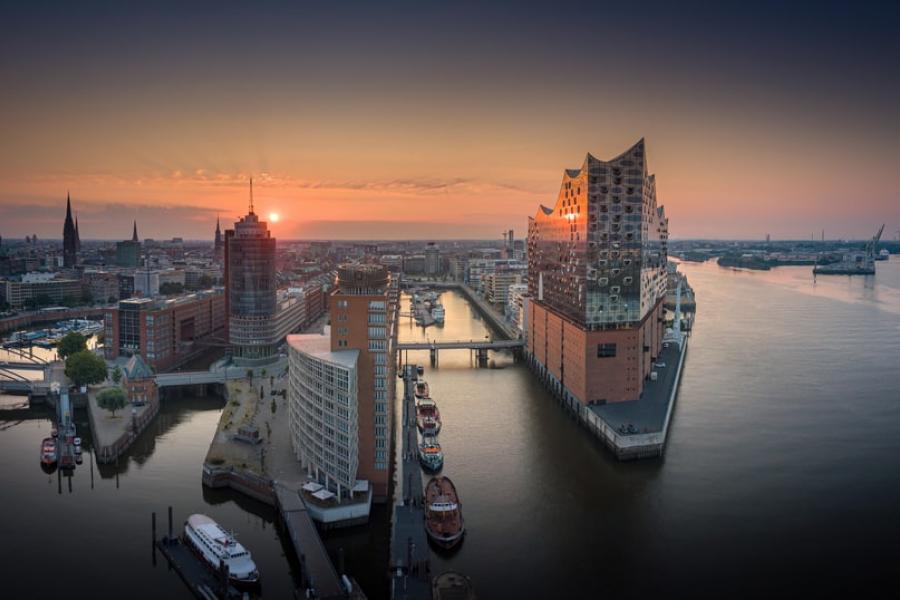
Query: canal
xmin=3 ymin=259 xmax=900 ymax=598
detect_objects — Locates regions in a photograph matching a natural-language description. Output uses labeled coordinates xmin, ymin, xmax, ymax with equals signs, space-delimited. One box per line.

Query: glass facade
xmin=527 ymin=139 xmax=668 ymax=329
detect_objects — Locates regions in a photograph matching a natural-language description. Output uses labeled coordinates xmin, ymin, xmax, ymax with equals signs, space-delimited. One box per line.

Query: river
xmin=2 ymin=258 xmax=899 ymax=597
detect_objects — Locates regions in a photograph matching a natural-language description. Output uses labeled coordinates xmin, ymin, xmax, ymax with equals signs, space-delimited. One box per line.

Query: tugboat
xmin=416 ymin=397 xmax=442 ymax=435
xmin=415 ymin=380 xmax=430 ymax=400
xmin=418 ymin=435 xmax=444 ymax=472
xmin=184 ymin=514 xmax=260 ymax=586
xmin=40 ymin=437 xmax=57 ymax=469
xmin=425 ymin=476 xmax=465 ymax=549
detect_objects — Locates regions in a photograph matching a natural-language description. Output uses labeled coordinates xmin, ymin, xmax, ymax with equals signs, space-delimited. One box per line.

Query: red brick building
xmin=104 ymin=289 xmax=226 ymax=371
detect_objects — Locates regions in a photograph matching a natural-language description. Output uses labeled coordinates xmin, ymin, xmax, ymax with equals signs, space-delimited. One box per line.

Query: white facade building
xmin=287 ymin=332 xmax=360 ymax=498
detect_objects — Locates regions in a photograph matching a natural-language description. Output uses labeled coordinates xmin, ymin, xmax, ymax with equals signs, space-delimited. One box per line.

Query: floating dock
xmin=389 ymin=364 xmax=432 ymax=600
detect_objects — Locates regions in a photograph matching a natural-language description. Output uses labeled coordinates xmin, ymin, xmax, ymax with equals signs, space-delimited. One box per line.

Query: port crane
xmin=866 ymin=224 xmax=885 ymax=262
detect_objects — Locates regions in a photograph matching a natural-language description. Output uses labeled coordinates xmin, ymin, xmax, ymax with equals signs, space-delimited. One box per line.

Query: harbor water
xmin=2 ymin=259 xmax=900 ymax=597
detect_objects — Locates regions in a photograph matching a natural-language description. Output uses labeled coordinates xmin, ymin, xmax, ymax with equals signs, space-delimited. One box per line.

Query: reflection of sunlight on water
xmin=679 ymin=257 xmax=900 ymax=316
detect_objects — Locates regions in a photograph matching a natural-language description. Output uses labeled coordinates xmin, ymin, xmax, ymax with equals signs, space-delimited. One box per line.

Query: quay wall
xmin=89 ymin=394 xmax=160 ymax=464
xmin=524 ymin=338 xmax=688 ymax=460
xmin=201 ymin=464 xmax=276 ymax=505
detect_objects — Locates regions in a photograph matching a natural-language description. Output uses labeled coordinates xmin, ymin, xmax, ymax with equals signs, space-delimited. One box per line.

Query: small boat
xmin=75 ymin=452 xmax=83 ymax=464
xmin=416 ymin=365 xmax=425 ymax=376
xmin=74 ymin=437 xmax=82 ymax=448
xmin=51 ymin=426 xmax=58 ymax=438
xmin=40 ymin=437 xmax=57 ymax=467
xmin=184 ymin=514 xmax=260 ymax=586
xmin=415 ymin=380 xmax=430 ymax=399
xmin=416 ymin=398 xmax=442 ymax=435
xmin=425 ymin=476 xmax=465 ymax=549
xmin=418 ymin=436 xmax=444 ymax=472
xmin=432 ymin=571 xmax=476 ymax=600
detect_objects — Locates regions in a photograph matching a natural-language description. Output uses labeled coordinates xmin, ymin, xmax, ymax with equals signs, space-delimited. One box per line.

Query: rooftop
xmin=286 ymin=330 xmax=359 ymax=370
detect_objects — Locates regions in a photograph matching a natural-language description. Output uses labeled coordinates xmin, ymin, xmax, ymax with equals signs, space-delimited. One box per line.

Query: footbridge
xmin=396 ymin=338 xmax=524 ymax=367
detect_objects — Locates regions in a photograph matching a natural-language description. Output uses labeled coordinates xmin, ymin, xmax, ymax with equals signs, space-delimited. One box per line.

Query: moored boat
xmin=184 ymin=514 xmax=259 ymax=586
xmin=425 ymin=476 xmax=465 ymax=549
xmin=416 ymin=365 xmax=425 ymax=376
xmin=415 ymin=380 xmax=430 ymax=399
xmin=416 ymin=398 xmax=442 ymax=435
xmin=431 ymin=304 xmax=445 ymax=324
xmin=418 ymin=435 xmax=444 ymax=472
xmin=40 ymin=437 xmax=57 ymax=467
xmin=432 ymin=571 xmax=476 ymax=600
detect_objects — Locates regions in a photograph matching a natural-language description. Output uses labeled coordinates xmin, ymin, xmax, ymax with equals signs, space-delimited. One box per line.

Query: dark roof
xmin=124 ymin=354 xmax=153 ymax=379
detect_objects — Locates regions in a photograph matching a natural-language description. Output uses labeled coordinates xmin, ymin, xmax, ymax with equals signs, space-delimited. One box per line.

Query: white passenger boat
xmin=184 ymin=514 xmax=259 ymax=585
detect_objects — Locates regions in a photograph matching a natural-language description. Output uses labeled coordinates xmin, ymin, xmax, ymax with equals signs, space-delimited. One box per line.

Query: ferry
xmin=425 ymin=476 xmax=465 ymax=549
xmin=184 ymin=514 xmax=260 ymax=586
xmin=416 ymin=398 xmax=442 ymax=435
xmin=418 ymin=435 xmax=444 ymax=472
xmin=40 ymin=437 xmax=57 ymax=467
xmin=415 ymin=380 xmax=430 ymax=399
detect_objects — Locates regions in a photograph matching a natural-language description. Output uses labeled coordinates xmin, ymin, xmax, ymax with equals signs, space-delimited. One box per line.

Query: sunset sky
xmin=1 ymin=1 xmax=898 ymax=241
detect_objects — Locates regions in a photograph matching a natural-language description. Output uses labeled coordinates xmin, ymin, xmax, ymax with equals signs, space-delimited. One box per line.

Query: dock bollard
xmin=168 ymin=506 xmax=173 ymax=540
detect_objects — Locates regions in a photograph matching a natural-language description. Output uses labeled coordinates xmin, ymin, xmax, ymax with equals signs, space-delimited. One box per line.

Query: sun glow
xmin=269 ymin=212 xmax=280 ymax=223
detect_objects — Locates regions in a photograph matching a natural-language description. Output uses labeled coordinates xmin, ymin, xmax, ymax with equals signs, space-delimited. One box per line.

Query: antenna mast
xmin=249 ymin=177 xmax=255 ymax=214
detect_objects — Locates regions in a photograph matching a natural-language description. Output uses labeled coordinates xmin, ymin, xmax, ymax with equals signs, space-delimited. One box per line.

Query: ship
xmin=416 ymin=397 xmax=442 ymax=435
xmin=875 ymin=248 xmax=890 ymax=261
xmin=814 ymin=225 xmax=884 ymax=275
xmin=418 ymin=435 xmax=444 ymax=472
xmin=415 ymin=380 xmax=430 ymax=400
xmin=183 ymin=514 xmax=260 ymax=586
xmin=425 ymin=476 xmax=465 ymax=549
xmin=40 ymin=437 xmax=57 ymax=468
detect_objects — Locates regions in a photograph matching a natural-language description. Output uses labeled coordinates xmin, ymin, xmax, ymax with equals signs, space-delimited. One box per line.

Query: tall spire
xmin=249 ymin=177 xmax=255 ymax=214
xmin=63 ymin=191 xmax=78 ymax=268
xmin=216 ymin=214 xmax=221 ymax=233
xmin=66 ymin=191 xmax=73 ymax=220
xmin=132 ymin=220 xmax=139 ymax=242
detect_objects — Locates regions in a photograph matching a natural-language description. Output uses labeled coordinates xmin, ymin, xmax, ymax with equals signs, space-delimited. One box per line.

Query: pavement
xmin=87 ymin=383 xmax=154 ymax=448
xmin=589 ymin=341 xmax=683 ymax=434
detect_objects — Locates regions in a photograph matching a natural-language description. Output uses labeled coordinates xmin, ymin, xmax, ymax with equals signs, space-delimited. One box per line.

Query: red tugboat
xmin=416 ymin=397 xmax=442 ymax=435
xmin=425 ymin=476 xmax=465 ymax=549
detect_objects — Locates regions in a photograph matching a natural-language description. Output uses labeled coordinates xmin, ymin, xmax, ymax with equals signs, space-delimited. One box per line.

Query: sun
xmin=268 ymin=212 xmax=280 ymax=223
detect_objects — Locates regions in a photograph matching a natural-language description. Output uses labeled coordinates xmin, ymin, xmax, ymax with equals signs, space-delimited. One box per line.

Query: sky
xmin=1 ymin=1 xmax=898 ymax=241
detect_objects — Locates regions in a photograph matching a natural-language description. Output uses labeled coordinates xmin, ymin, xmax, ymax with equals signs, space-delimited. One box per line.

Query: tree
xmin=111 ymin=366 xmax=123 ymax=385
xmin=65 ymin=350 xmax=108 ymax=388
xmin=57 ymin=331 xmax=88 ymax=360
xmin=97 ymin=387 xmax=127 ymax=417
xmin=246 ymin=369 xmax=253 ymax=383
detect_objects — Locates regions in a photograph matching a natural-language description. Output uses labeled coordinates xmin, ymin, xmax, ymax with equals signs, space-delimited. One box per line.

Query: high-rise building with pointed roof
xmin=526 ymin=139 xmax=669 ymax=405
xmin=62 ymin=193 xmax=78 ymax=268
xmin=116 ymin=221 xmax=142 ymax=268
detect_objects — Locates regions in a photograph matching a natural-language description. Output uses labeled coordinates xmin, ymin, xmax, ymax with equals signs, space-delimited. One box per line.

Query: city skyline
xmin=2 ymin=2 xmax=898 ymax=241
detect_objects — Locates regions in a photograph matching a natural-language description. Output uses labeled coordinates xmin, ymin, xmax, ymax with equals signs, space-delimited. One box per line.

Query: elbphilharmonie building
xmin=526 ymin=139 xmax=669 ymax=406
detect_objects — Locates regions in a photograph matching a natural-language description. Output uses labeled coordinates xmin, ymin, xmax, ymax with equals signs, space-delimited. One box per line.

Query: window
xmin=598 ymin=343 xmax=617 ymax=358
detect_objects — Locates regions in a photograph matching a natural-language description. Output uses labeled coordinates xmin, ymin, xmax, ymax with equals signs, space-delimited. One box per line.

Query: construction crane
xmin=865 ymin=224 xmax=885 ymax=261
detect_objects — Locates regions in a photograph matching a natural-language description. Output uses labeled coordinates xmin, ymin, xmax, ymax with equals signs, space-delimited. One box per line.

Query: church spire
xmin=249 ymin=177 xmax=255 ymax=214
xmin=216 ymin=214 xmax=221 ymax=233
xmin=132 ymin=220 xmax=139 ymax=242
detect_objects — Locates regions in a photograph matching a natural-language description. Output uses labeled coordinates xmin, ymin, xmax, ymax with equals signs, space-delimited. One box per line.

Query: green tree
xmin=97 ymin=387 xmax=127 ymax=417
xmin=57 ymin=331 xmax=88 ymax=360
xmin=111 ymin=366 xmax=123 ymax=385
xmin=65 ymin=350 xmax=108 ymax=388
xmin=246 ymin=369 xmax=253 ymax=383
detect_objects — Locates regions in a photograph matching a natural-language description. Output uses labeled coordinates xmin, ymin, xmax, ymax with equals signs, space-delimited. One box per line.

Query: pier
xmin=389 ymin=363 xmax=432 ymax=600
